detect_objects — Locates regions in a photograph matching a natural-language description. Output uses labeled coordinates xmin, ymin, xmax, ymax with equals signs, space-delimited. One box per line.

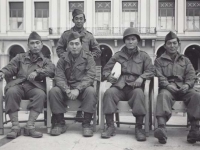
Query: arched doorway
xmin=100 ymin=44 xmax=113 ymax=80
xmin=41 ymin=45 xmax=51 ymax=59
xmin=100 ymin=44 xmax=113 ymax=69
xmin=184 ymin=45 xmax=200 ymax=72
xmin=156 ymin=45 xmax=165 ymax=59
xmin=9 ymin=45 xmax=25 ymax=61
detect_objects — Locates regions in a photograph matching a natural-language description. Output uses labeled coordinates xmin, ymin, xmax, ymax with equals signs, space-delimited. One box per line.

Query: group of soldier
xmin=0 ymin=9 xmax=200 ymax=144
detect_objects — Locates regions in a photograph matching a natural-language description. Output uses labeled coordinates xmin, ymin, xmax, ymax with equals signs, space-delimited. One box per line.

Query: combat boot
xmin=82 ymin=112 xmax=93 ymax=137
xmin=135 ymin=125 xmax=146 ymax=141
xmin=135 ymin=116 xmax=146 ymax=141
xmin=50 ymin=113 xmax=67 ymax=136
xmin=187 ymin=120 xmax=200 ymax=143
xmin=101 ymin=114 xmax=116 ymax=138
xmin=154 ymin=125 xmax=167 ymax=144
xmin=24 ymin=110 xmax=43 ymax=138
xmin=7 ymin=112 xmax=20 ymax=139
xmin=7 ymin=128 xmax=21 ymax=139
xmin=24 ymin=127 xmax=43 ymax=138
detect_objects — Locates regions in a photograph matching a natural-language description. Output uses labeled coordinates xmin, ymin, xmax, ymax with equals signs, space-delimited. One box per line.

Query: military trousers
xmin=49 ymin=86 xmax=97 ymax=114
xmin=5 ymin=82 xmax=46 ymax=114
xmin=103 ymin=85 xmax=146 ymax=116
xmin=156 ymin=88 xmax=200 ymax=121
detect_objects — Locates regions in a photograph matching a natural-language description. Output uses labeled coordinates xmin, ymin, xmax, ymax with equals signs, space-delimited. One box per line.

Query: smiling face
xmin=72 ymin=14 xmax=86 ymax=29
xmin=28 ymin=40 xmax=43 ymax=53
xmin=68 ymin=38 xmax=82 ymax=57
xmin=165 ymin=38 xmax=179 ymax=54
xmin=124 ymin=35 xmax=138 ymax=50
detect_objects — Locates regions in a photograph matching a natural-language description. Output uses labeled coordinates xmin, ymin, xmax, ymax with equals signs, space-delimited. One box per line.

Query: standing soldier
xmin=101 ymin=28 xmax=154 ymax=141
xmin=0 ymin=32 xmax=55 ymax=139
xmin=49 ymin=32 xmax=97 ymax=137
xmin=154 ymin=31 xmax=200 ymax=144
xmin=56 ymin=9 xmax=101 ymax=59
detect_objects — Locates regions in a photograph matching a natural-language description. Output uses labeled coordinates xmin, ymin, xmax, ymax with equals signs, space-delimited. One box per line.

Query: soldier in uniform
xmin=56 ymin=9 xmax=101 ymax=59
xmin=56 ymin=8 xmax=101 ymax=119
xmin=0 ymin=32 xmax=55 ymax=139
xmin=49 ymin=32 xmax=97 ymax=137
xmin=154 ymin=31 xmax=200 ymax=144
xmin=101 ymin=28 xmax=154 ymax=141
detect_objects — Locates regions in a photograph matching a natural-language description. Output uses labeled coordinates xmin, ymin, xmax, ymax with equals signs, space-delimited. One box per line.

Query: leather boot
xmin=24 ymin=110 xmax=42 ymax=138
xmin=75 ymin=111 xmax=83 ymax=122
xmin=7 ymin=112 xmax=21 ymax=139
xmin=101 ymin=114 xmax=116 ymax=139
xmin=50 ymin=113 xmax=67 ymax=136
xmin=51 ymin=114 xmax=57 ymax=128
xmin=154 ymin=124 xmax=167 ymax=144
xmin=135 ymin=116 xmax=146 ymax=141
xmin=187 ymin=120 xmax=200 ymax=143
xmin=82 ymin=112 xmax=93 ymax=137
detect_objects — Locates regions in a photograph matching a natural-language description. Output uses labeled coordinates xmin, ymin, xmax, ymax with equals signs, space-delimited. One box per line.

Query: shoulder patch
xmin=63 ymin=30 xmax=70 ymax=33
xmin=139 ymin=50 xmax=148 ymax=55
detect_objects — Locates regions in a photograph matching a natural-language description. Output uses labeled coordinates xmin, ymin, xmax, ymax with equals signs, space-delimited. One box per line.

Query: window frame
xmin=33 ymin=1 xmax=49 ymax=31
xmin=157 ymin=0 xmax=176 ymax=31
xmin=8 ymin=1 xmax=24 ymax=31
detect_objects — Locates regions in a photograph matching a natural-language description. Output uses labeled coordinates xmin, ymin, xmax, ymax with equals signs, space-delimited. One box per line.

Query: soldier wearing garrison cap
xmin=0 ymin=31 xmax=55 ymax=139
xmin=154 ymin=31 xmax=200 ymax=144
xmin=56 ymin=8 xmax=101 ymax=60
xmin=49 ymin=32 xmax=97 ymax=137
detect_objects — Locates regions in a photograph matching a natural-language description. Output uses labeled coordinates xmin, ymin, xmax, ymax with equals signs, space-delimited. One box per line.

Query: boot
xmin=50 ymin=113 xmax=67 ymax=136
xmin=24 ymin=127 xmax=43 ymax=138
xmin=75 ymin=111 xmax=83 ymax=122
xmin=187 ymin=120 xmax=200 ymax=143
xmin=51 ymin=114 xmax=57 ymax=128
xmin=7 ymin=112 xmax=21 ymax=139
xmin=101 ymin=114 xmax=116 ymax=139
xmin=24 ymin=110 xmax=43 ymax=138
xmin=82 ymin=112 xmax=93 ymax=137
xmin=154 ymin=124 xmax=167 ymax=144
xmin=135 ymin=116 xmax=146 ymax=141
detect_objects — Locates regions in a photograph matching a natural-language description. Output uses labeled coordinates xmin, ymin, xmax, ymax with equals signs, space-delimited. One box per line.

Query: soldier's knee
xmin=158 ymin=89 xmax=171 ymax=99
xmin=84 ymin=86 xmax=96 ymax=95
xmin=104 ymin=88 xmax=116 ymax=97
xmin=6 ymin=87 xmax=19 ymax=97
xmin=49 ymin=87 xmax=61 ymax=97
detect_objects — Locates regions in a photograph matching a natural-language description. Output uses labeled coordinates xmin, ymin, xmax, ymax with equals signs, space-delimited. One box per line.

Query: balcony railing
xmin=48 ymin=27 xmax=156 ymax=36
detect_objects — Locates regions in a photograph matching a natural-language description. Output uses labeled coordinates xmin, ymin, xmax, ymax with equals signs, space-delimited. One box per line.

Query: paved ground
xmin=0 ymin=112 xmax=200 ymax=150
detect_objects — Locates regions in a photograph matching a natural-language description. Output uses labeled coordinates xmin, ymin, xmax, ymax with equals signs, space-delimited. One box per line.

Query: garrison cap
xmin=28 ymin=31 xmax=42 ymax=41
xmin=72 ymin=9 xmax=84 ymax=18
xmin=165 ymin=31 xmax=179 ymax=44
xmin=68 ymin=32 xmax=83 ymax=42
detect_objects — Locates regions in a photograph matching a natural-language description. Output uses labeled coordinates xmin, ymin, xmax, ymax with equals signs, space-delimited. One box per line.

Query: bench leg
xmin=115 ymin=113 xmax=120 ymax=127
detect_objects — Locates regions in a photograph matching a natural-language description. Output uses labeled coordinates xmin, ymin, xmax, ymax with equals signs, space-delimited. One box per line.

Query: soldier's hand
xmin=27 ymin=71 xmax=38 ymax=82
xmin=0 ymin=72 xmax=5 ymax=81
xmin=179 ymin=84 xmax=189 ymax=94
xmin=166 ymin=84 xmax=179 ymax=93
xmin=70 ymin=89 xmax=79 ymax=100
xmin=133 ymin=77 xmax=143 ymax=88
xmin=107 ymin=74 xmax=118 ymax=84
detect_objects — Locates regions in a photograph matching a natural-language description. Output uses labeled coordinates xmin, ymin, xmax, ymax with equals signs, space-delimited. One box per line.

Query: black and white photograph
xmin=0 ymin=0 xmax=200 ymax=149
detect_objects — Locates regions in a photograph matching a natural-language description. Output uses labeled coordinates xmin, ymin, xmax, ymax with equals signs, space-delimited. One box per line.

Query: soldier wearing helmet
xmin=101 ymin=27 xmax=155 ymax=141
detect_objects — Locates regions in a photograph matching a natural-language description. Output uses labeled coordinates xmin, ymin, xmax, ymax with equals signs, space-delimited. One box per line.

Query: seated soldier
xmin=101 ymin=28 xmax=154 ymax=141
xmin=49 ymin=32 xmax=97 ymax=137
xmin=0 ymin=32 xmax=55 ymax=139
xmin=154 ymin=31 xmax=200 ymax=144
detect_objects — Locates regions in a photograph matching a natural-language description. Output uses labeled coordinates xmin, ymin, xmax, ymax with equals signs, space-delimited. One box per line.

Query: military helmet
xmin=123 ymin=27 xmax=141 ymax=42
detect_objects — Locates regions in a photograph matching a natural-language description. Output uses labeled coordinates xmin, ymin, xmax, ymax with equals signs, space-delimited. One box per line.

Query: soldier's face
xmin=124 ymin=35 xmax=138 ymax=50
xmin=73 ymin=14 xmax=85 ymax=28
xmin=68 ymin=38 xmax=82 ymax=57
xmin=28 ymin=40 xmax=43 ymax=53
xmin=165 ymin=38 xmax=179 ymax=54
